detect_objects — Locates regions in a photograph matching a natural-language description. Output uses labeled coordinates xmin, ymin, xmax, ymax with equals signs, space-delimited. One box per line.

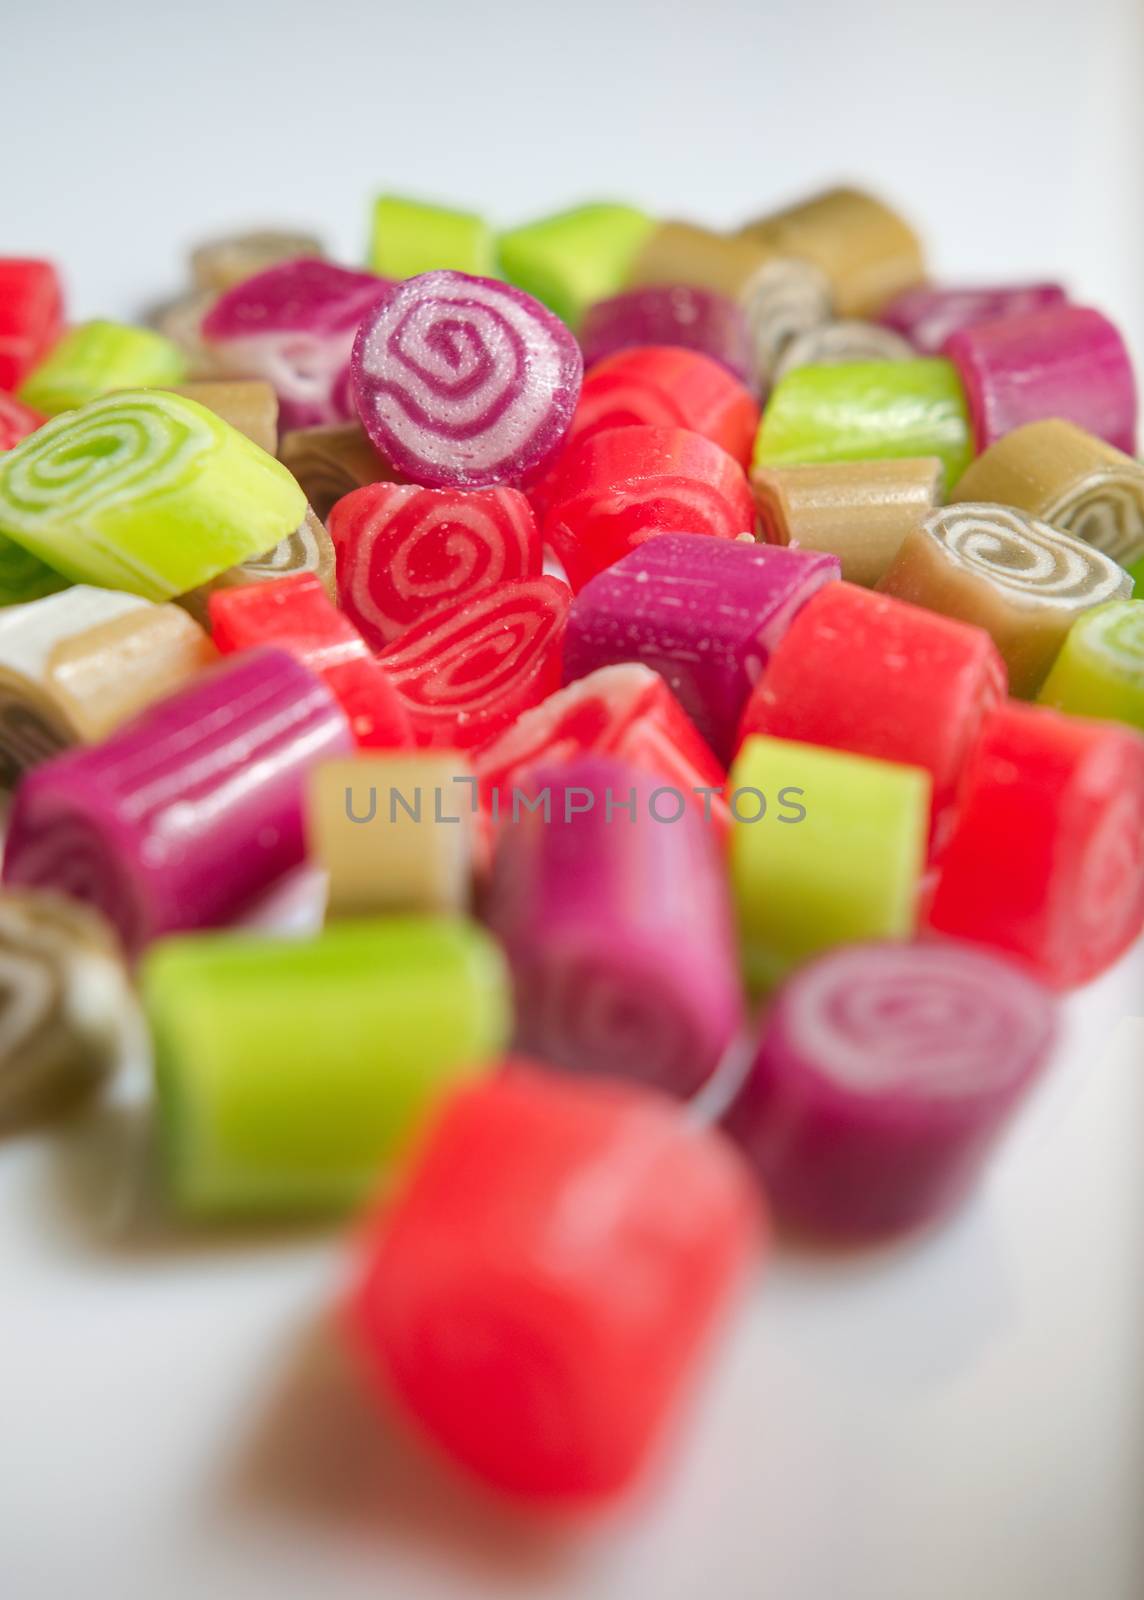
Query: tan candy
xmin=279 ymin=422 xmax=396 ymax=520
xmin=190 ymin=228 xmax=325 ymax=293
xmin=626 ymin=220 xmax=777 ymax=303
xmin=171 ymin=380 xmax=279 ymax=456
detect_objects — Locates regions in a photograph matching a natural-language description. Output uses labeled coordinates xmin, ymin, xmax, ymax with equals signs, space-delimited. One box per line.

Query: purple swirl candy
xmin=879 ymin=282 xmax=1068 ymax=354
xmin=350 ymin=271 xmax=583 ymax=490
xmin=201 ymin=259 xmax=392 ymax=431
xmin=579 ymin=285 xmax=754 ymax=386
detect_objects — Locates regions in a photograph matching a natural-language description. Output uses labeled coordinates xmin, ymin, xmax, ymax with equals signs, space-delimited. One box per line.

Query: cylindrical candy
xmin=1038 ymin=600 xmax=1144 ymax=730
xmin=877 ymin=503 xmax=1132 ymax=698
xmin=347 ymin=1067 xmax=763 ymax=1505
xmin=626 ymin=220 xmax=776 ymax=303
xmin=771 ymin=319 xmax=913 ymax=381
xmin=3 ymin=648 xmax=353 ymax=955
xmin=879 ymin=282 xmax=1068 ymax=354
xmin=721 ymin=941 xmax=1057 ymax=1239
xmin=926 ymin=701 xmax=1144 ymax=988
xmin=0 ymin=540 xmax=69 ymax=609
xmin=942 ymin=305 xmax=1137 ymax=456
xmin=351 ymin=270 xmax=582 ymax=489
xmin=18 ymin=321 xmax=186 ymax=416
xmin=564 ymin=535 xmax=839 ymax=762
xmin=369 ymin=195 xmax=495 ymax=279
xmin=497 ymin=203 xmax=655 ymax=330
xmin=578 ymin=286 xmax=753 ymax=386
xmin=177 ymin=506 xmax=336 ymax=625
xmin=327 ymin=482 xmax=541 ymax=650
xmin=278 ymin=421 xmax=397 ymax=521
xmin=190 ymin=227 xmax=325 ymax=292
xmin=143 ymin=917 xmax=510 ymax=1216
xmin=0 ymin=259 xmax=64 ymax=391
xmin=741 ymin=258 xmax=835 ymax=391
xmin=0 ymin=392 xmax=45 ymax=452
xmin=544 ymin=425 xmax=755 ymax=591
xmin=170 ymin=379 xmax=279 ymax=456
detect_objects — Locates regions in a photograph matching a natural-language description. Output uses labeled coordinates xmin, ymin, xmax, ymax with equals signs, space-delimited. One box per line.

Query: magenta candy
xmin=2 ymin=648 xmax=352 ymax=955
xmin=879 ymin=283 xmax=1068 ymax=354
xmin=579 ymin=286 xmax=754 ymax=386
xmin=485 ymin=755 xmax=743 ymax=1099
xmin=563 ymin=534 xmax=839 ymax=762
xmin=942 ymin=304 xmax=1137 ymax=456
xmin=350 ymin=270 xmax=583 ymax=489
xmin=201 ymin=258 xmax=391 ymax=430
xmin=722 ymin=940 xmax=1057 ymax=1240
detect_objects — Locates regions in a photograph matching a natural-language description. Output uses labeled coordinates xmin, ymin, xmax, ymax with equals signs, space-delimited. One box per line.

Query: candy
xmin=0 ymin=891 xmax=131 ymax=1131
xmin=721 ymin=940 xmax=1056 ymax=1239
xmin=0 ymin=540 xmax=69 ymax=608
xmin=738 ymin=583 xmax=1006 ymax=852
xmin=752 ymin=457 xmax=942 ymax=587
xmin=626 ymin=220 xmax=776 ymax=302
xmin=771 ymin=319 xmax=913 ymax=380
xmin=578 ymin=286 xmax=753 ymax=386
xmin=738 ymin=186 xmax=924 ymax=317
xmin=0 ymin=392 xmax=45 ymax=452
xmin=564 ymin=535 xmax=839 ymax=761
xmin=1038 ymin=601 xmax=1144 ymax=729
xmin=177 ymin=507 xmax=336 ymax=626
xmin=729 ymin=734 xmax=929 ymax=990
xmin=475 ymin=663 xmax=728 ymax=830
xmin=752 ymin=358 xmax=973 ymax=489
xmin=942 ymin=305 xmax=1137 ymax=455
xmin=544 ymin=425 xmax=755 ymax=591
xmin=347 ymin=1068 xmax=762 ymax=1504
xmin=741 ymin=258 xmax=835 ymax=391
xmin=3 ymin=648 xmax=352 ymax=955
xmin=369 ymin=195 xmax=495 ymax=279
xmin=0 ymin=586 xmax=216 ymax=785
xmin=144 ymin=917 xmax=509 ymax=1216
xmin=950 ymin=419 xmax=1144 ymax=567
xmin=877 ymin=503 xmax=1132 ymax=698
xmin=208 ymin=573 xmax=411 ymax=749
xmin=497 ymin=202 xmax=655 ymax=330
xmin=201 ymin=259 xmax=389 ymax=430
xmin=170 ymin=379 xmax=279 ymax=455
xmin=278 ymin=421 xmax=396 ymax=520
xmin=0 ymin=390 xmax=306 ymax=600
xmin=327 ymin=482 xmax=541 ymax=650
xmin=308 ymin=754 xmax=477 ymax=918
xmin=879 ymin=282 xmax=1068 ymax=354
xmin=486 ymin=757 xmax=743 ymax=1096
xmin=18 ymin=321 xmax=186 ymax=417
xmin=351 ymin=270 xmax=582 ymax=489
xmin=377 ymin=575 xmax=570 ymax=751
xmin=190 ymin=227 xmax=325 ymax=292
xmin=0 ymin=260 xmax=64 ymax=392
xmin=150 ymin=290 xmax=219 ymax=378
xmin=926 ymin=701 xmax=1144 ymax=987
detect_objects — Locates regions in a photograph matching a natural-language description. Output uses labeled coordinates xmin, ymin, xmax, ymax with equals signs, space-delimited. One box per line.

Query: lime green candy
xmin=0 ymin=389 xmax=306 ymax=600
xmin=1129 ymin=554 xmax=1143 ymax=596
xmin=144 ymin=916 xmax=511 ymax=1218
xmin=369 ymin=194 xmax=496 ymax=279
xmin=498 ymin=203 xmax=655 ymax=330
xmin=0 ymin=538 xmax=69 ymax=607
xmin=19 ymin=320 xmax=186 ymax=417
xmin=728 ymin=735 xmax=930 ymax=992
xmin=753 ymin=358 xmax=974 ymax=491
xmin=1038 ymin=600 xmax=1144 ymax=730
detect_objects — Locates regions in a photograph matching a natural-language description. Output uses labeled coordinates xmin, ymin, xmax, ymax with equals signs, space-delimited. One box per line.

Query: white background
xmin=3 ymin=2 xmax=1143 ymax=1597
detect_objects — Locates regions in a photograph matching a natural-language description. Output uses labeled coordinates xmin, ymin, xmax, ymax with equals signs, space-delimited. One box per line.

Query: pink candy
xmin=879 ymin=282 xmax=1067 ymax=354
xmin=579 ymin=285 xmax=754 ymax=387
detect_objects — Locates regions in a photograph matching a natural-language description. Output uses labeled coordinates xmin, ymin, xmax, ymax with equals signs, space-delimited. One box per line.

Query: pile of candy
xmin=1 ymin=185 xmax=1143 ymax=1511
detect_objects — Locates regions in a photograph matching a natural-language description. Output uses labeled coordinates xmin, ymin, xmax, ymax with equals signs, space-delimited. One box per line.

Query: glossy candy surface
xmin=1038 ymin=600 xmax=1144 ymax=730
xmin=369 ymin=196 xmax=495 ymax=279
xmin=579 ymin=286 xmax=753 ymax=385
xmin=19 ymin=320 xmax=186 ymax=416
xmin=0 ymin=260 xmax=64 ymax=392
xmin=880 ymin=282 xmax=1068 ymax=354
xmin=498 ymin=203 xmax=655 ymax=330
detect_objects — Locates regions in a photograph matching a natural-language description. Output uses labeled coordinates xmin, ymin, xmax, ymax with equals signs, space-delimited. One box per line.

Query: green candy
xmin=143 ymin=917 xmax=511 ymax=1218
xmin=369 ymin=194 xmax=496 ymax=279
xmin=753 ymin=358 xmax=974 ymax=491
xmin=1129 ymin=554 xmax=1143 ymax=597
xmin=19 ymin=320 xmax=186 ymax=416
xmin=498 ymin=203 xmax=655 ymax=330
xmin=0 ymin=389 xmax=306 ymax=600
xmin=0 ymin=537 xmax=70 ymax=607
xmin=728 ymin=735 xmax=930 ymax=992
xmin=1038 ymin=600 xmax=1144 ymax=730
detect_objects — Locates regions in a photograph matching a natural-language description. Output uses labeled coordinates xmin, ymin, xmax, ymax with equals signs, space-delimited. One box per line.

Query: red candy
xmin=0 ymin=260 xmax=64 ymax=392
xmin=544 ymin=424 xmax=756 ymax=590
xmin=327 ymin=482 xmax=541 ymax=650
xmin=208 ymin=573 xmax=412 ymax=749
xmin=927 ymin=701 xmax=1144 ymax=988
xmin=568 ymin=346 xmax=759 ymax=468
xmin=347 ymin=1068 xmax=764 ymax=1505
xmin=377 ymin=575 xmax=571 ymax=751
xmin=0 ymin=390 xmax=46 ymax=450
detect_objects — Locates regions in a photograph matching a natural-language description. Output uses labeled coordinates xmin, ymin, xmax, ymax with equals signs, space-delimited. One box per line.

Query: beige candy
xmin=626 ymin=220 xmax=778 ymax=303
xmin=171 ymin=379 xmax=279 ymax=456
xmin=279 ymin=422 xmax=396 ymax=521
xmin=150 ymin=290 xmax=220 ymax=378
xmin=772 ymin=319 xmax=914 ymax=382
xmin=742 ymin=257 xmax=834 ymax=391
xmin=190 ymin=228 xmax=325 ymax=294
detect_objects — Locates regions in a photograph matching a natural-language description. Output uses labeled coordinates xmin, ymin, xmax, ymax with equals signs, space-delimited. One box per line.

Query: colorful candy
xmin=728 ymin=734 xmax=930 ymax=990
xmin=144 ymin=917 xmax=509 ymax=1215
xmin=150 ymin=290 xmax=219 ymax=379
xmin=1038 ymin=601 xmax=1144 ymax=729
xmin=18 ymin=321 xmax=186 ymax=417
xmin=369 ymin=195 xmax=495 ymax=279
xmin=347 ymin=1068 xmax=762 ymax=1504
xmin=497 ymin=203 xmax=655 ymax=330
xmin=942 ymin=305 xmax=1137 ymax=456
xmin=327 ymin=482 xmax=541 ymax=650
xmin=0 ymin=259 xmax=64 ymax=392
xmin=171 ymin=378 xmax=279 ymax=455
xmin=190 ymin=227 xmax=325 ymax=292
xmin=544 ymin=425 xmax=755 ymax=591
xmin=627 ymin=220 xmax=775 ymax=302
xmin=926 ymin=701 xmax=1144 ymax=987
xmin=564 ymin=535 xmax=839 ymax=761
xmin=0 ymin=540 xmax=69 ymax=608
xmin=178 ymin=507 xmax=336 ymax=625
xmin=879 ymin=282 xmax=1068 ymax=354
xmin=277 ymin=421 xmax=395 ymax=521
xmin=486 ymin=756 xmax=742 ymax=1096
xmin=578 ymin=286 xmax=753 ymax=386
xmin=878 ymin=503 xmax=1132 ymax=698
xmin=0 ymin=392 xmax=45 ymax=452
xmin=721 ymin=941 xmax=1057 ymax=1239
xmin=351 ymin=270 xmax=582 ymax=489
xmin=3 ymin=648 xmax=352 ymax=955
xmin=0 ymin=390 xmax=307 ymax=600
xmin=741 ymin=257 xmax=835 ymax=392
xmin=771 ymin=319 xmax=913 ymax=380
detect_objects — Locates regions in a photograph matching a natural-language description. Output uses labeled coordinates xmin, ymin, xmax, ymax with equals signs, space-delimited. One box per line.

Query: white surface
xmin=3 ymin=3 xmax=1144 ymax=1596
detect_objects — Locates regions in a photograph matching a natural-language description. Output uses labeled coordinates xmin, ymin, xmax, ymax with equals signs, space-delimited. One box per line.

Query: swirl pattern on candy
xmin=578 ymin=286 xmax=754 ymax=386
xmin=351 ymin=271 xmax=583 ymax=489
xmin=879 ymin=282 xmax=1068 ymax=354
xmin=771 ymin=319 xmax=913 ymax=381
xmin=742 ymin=257 xmax=834 ymax=391
xmin=328 ymin=482 xmax=541 ymax=649
xmin=278 ymin=421 xmax=397 ymax=521
xmin=1039 ymin=600 xmax=1144 ymax=730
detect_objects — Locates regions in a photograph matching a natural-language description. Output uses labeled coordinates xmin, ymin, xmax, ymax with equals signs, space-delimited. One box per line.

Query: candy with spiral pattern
xmin=741 ymin=257 xmax=834 ymax=391
xmin=1039 ymin=599 xmax=1144 ymax=730
xmin=771 ymin=318 xmax=913 ymax=381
